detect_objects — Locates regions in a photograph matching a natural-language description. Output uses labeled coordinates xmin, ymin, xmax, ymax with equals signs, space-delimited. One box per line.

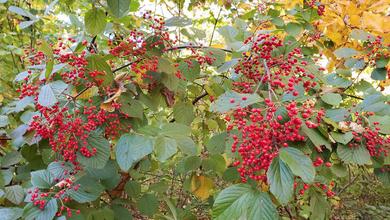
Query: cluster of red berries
xmin=313 ymin=157 xmax=332 ymax=167
xmin=305 ymin=0 xmax=325 ymax=16
xmin=227 ymin=98 xmax=325 ymax=182
xmin=235 ymin=34 xmax=317 ymax=97
xmin=224 ymin=33 xmax=327 ymax=182
xmin=345 ymin=113 xmax=390 ymax=157
xmin=295 ymin=181 xmax=335 ymax=197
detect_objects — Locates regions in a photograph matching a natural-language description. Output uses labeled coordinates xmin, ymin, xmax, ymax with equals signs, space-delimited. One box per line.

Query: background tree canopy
xmin=0 ymin=0 xmax=389 ymax=219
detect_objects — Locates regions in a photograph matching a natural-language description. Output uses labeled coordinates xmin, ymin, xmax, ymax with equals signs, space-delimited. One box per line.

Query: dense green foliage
xmin=0 ymin=0 xmax=389 ymax=219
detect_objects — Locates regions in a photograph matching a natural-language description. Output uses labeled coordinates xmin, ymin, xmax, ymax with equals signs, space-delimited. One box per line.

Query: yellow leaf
xmin=0 ymin=94 xmax=3 ymax=103
xmin=261 ymin=182 xmax=269 ymax=192
xmin=210 ymin=44 xmax=225 ymax=49
xmin=380 ymin=79 xmax=390 ymax=88
xmin=190 ymin=175 xmax=214 ymax=200
xmin=275 ymin=0 xmax=302 ymax=8
xmin=237 ymin=2 xmax=252 ymax=10
xmin=362 ymin=12 xmax=385 ymax=33
xmin=74 ymin=86 xmax=99 ymax=100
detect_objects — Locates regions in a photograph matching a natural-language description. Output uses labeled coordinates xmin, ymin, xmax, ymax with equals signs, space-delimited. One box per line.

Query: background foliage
xmin=0 ymin=0 xmax=389 ymax=219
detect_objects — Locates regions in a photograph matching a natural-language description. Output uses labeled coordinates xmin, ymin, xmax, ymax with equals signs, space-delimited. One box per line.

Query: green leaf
xmin=271 ymin=17 xmax=284 ymax=27
xmin=77 ymin=131 xmax=110 ymax=169
xmin=45 ymin=59 xmax=54 ymax=80
xmin=119 ymin=97 xmax=144 ymax=119
xmin=85 ymin=160 xmax=118 ymax=180
xmin=137 ymin=194 xmax=159 ymax=217
xmin=222 ymin=167 xmax=240 ymax=182
xmin=330 ymin=163 xmax=348 ymax=177
xmin=330 ymin=131 xmax=353 ymax=145
xmin=84 ymin=8 xmax=107 ymax=35
xmin=202 ymin=154 xmax=226 ymax=176
xmin=176 ymin=136 xmax=198 ymax=156
xmin=173 ymin=102 xmax=194 ymax=125
xmin=206 ymin=132 xmax=227 ymax=154
xmin=24 ymin=199 xmax=58 ymax=220
xmin=177 ymin=156 xmax=202 ymax=174
xmin=115 ymin=134 xmax=153 ymax=171
xmin=48 ymin=161 xmax=73 ymax=180
xmin=0 ymin=207 xmax=23 ymax=220
xmin=210 ymin=91 xmax=263 ymax=113
xmin=5 ymin=185 xmax=24 ymax=205
xmin=325 ymin=108 xmax=349 ymax=122
xmin=112 ymin=205 xmax=133 ymax=220
xmin=1 ymin=151 xmax=22 ymax=167
xmin=165 ymin=16 xmax=192 ymax=27
xmin=350 ymin=29 xmax=374 ymax=41
xmin=212 ymin=184 xmax=278 ymax=220
xmin=371 ymin=68 xmax=387 ymax=80
xmin=337 ymin=144 xmax=371 ymax=165
xmin=374 ymin=168 xmax=390 ymax=186
xmin=309 ymin=190 xmax=330 ymax=220
xmin=31 ymin=170 xmax=54 ymax=189
xmin=326 ymin=73 xmax=352 ymax=88
xmin=154 ymin=136 xmax=178 ymax=162
xmin=279 ymin=147 xmax=315 ymax=183
xmin=275 ymin=106 xmax=290 ymax=124
xmin=125 ymin=180 xmax=141 ymax=198
xmin=160 ymin=123 xmax=191 ymax=138
xmin=217 ymin=26 xmax=238 ymax=44
xmin=8 ymin=6 xmax=36 ymax=19
xmin=161 ymin=73 xmax=180 ymax=91
xmin=334 ymin=48 xmax=359 ymax=58
xmin=0 ymin=115 xmax=9 ymax=127
xmin=178 ymin=60 xmax=200 ymax=81
xmin=376 ymin=56 xmax=389 ymax=68
xmin=67 ymin=175 xmax=104 ymax=203
xmin=321 ymin=93 xmax=342 ymax=106
xmin=202 ymin=48 xmax=226 ymax=66
xmin=86 ymin=55 xmax=114 ymax=86
xmin=38 ymin=84 xmax=57 ymax=107
xmin=107 ymin=0 xmax=130 ymax=18
xmin=302 ymin=124 xmax=331 ymax=150
xmin=217 ymin=59 xmax=239 ymax=73
xmin=267 ymin=157 xmax=294 ymax=204
xmin=368 ymin=115 xmax=390 ymax=134
xmin=87 ymin=207 xmax=114 ymax=220
xmin=285 ymin=23 xmax=302 ymax=36
xmin=129 ymin=0 xmax=139 ymax=11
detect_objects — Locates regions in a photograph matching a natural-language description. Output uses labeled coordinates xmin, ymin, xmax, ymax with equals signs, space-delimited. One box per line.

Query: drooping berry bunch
xmin=224 ymin=33 xmax=325 ymax=182
xmin=346 ymin=112 xmax=389 ymax=157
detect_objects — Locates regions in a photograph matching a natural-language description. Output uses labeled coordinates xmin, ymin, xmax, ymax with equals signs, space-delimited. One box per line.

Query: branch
xmin=166 ymin=45 xmax=232 ymax=53
xmin=192 ymin=92 xmax=208 ymax=105
xmin=337 ymin=174 xmax=361 ymax=195
xmin=263 ymin=59 xmax=273 ymax=101
xmin=209 ymin=8 xmax=222 ymax=46
xmin=112 ymin=61 xmax=134 ymax=73
xmin=112 ymin=45 xmax=233 ymax=73
xmin=343 ymin=93 xmax=364 ymax=100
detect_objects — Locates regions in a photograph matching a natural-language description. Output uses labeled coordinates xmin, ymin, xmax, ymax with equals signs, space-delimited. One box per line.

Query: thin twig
xmin=263 ymin=59 xmax=273 ymax=101
xmin=209 ymin=8 xmax=222 ymax=46
xmin=167 ymin=45 xmax=232 ymax=53
xmin=337 ymin=174 xmax=361 ymax=195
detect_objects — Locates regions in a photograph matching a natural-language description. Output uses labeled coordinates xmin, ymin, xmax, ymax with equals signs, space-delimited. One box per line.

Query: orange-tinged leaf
xmin=100 ymin=102 xmax=115 ymax=112
xmin=190 ymin=175 xmax=214 ymax=200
